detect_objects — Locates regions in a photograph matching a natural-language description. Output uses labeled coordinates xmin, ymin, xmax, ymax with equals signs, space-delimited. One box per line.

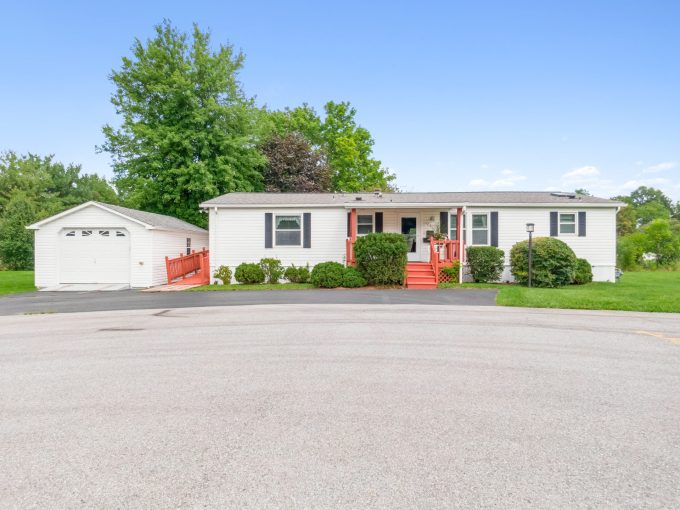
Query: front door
xmin=400 ymin=216 xmax=419 ymax=261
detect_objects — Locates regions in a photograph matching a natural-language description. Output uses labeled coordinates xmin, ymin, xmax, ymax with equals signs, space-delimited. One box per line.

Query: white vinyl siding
xmin=208 ymin=207 xmax=346 ymax=279
xmin=465 ymin=206 xmax=617 ymax=282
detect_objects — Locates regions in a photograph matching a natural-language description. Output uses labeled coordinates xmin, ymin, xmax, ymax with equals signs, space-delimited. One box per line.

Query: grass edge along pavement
xmin=439 ymin=271 xmax=680 ymax=313
xmin=0 ymin=271 xmax=36 ymax=295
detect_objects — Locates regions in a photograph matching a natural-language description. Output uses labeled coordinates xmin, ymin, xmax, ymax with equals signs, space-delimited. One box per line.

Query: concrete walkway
xmin=0 ymin=288 xmax=498 ymax=315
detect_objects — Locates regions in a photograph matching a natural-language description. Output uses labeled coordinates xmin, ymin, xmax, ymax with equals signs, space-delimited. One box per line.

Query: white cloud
xmin=562 ymin=166 xmax=601 ymax=182
xmin=642 ymin=161 xmax=678 ymax=174
xmin=468 ymin=169 xmax=526 ymax=189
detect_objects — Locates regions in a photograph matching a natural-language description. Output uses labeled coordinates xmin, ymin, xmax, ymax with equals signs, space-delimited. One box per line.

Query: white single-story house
xmin=200 ymin=191 xmax=623 ymax=287
xmin=28 ymin=201 xmax=208 ymax=289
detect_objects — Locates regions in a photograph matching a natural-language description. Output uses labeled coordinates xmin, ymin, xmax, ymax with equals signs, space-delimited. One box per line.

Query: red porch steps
xmin=405 ymin=262 xmax=438 ymax=289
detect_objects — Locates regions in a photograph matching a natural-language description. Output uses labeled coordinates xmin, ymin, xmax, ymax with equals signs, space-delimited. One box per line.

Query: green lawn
xmin=442 ymin=272 xmax=680 ymax=313
xmin=190 ymin=283 xmax=315 ymax=291
xmin=0 ymin=271 xmax=36 ymax=295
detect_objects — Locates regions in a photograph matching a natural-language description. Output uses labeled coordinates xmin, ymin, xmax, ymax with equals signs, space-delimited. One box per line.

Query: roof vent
xmin=550 ymin=192 xmax=577 ymax=199
xmin=355 ymin=196 xmax=363 ymax=201
xmin=373 ymin=189 xmax=383 ymax=198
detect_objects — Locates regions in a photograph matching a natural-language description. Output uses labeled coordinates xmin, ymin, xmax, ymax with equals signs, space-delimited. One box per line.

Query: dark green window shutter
xmin=578 ymin=211 xmax=586 ymax=237
xmin=439 ymin=211 xmax=448 ymax=234
xmin=347 ymin=212 xmax=351 ymax=237
xmin=375 ymin=212 xmax=383 ymax=233
xmin=303 ymin=212 xmax=311 ymax=248
xmin=550 ymin=211 xmax=558 ymax=236
xmin=490 ymin=211 xmax=498 ymax=247
xmin=265 ymin=213 xmax=273 ymax=248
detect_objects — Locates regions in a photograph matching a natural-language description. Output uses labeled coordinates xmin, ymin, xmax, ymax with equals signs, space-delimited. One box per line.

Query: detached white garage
xmin=28 ymin=201 xmax=208 ymax=290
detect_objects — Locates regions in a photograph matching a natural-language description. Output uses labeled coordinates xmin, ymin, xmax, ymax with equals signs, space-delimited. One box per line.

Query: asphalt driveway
xmin=1 ymin=304 xmax=678 ymax=508
xmin=0 ymin=287 xmax=497 ymax=315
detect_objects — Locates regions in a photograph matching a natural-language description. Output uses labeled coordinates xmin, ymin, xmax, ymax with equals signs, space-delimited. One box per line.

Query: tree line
xmin=609 ymin=186 xmax=680 ymax=269
xmin=0 ymin=21 xmax=394 ymax=269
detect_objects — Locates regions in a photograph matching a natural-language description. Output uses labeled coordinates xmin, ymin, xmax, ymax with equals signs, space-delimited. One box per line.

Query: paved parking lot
xmin=1 ymin=304 xmax=678 ymax=508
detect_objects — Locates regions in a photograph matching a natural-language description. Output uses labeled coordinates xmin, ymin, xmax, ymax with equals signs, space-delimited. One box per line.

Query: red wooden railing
xmin=165 ymin=248 xmax=209 ymax=285
xmin=429 ymin=238 xmax=462 ymax=285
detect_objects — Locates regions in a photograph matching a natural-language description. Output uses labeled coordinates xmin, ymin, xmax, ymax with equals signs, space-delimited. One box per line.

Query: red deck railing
xmin=165 ymin=248 xmax=210 ymax=285
xmin=429 ymin=238 xmax=462 ymax=285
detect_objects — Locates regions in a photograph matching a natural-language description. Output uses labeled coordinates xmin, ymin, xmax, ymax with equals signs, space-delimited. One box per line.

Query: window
xmin=275 ymin=215 xmax=302 ymax=246
xmin=81 ymin=230 xmax=92 ymax=237
xmin=186 ymin=237 xmax=192 ymax=255
xmin=115 ymin=231 xmax=126 ymax=237
xmin=98 ymin=230 xmax=110 ymax=237
xmin=559 ymin=213 xmax=576 ymax=234
xmin=449 ymin=213 xmax=466 ymax=241
xmin=65 ymin=231 xmax=76 ymax=237
xmin=357 ymin=214 xmax=373 ymax=235
xmin=471 ymin=214 xmax=488 ymax=245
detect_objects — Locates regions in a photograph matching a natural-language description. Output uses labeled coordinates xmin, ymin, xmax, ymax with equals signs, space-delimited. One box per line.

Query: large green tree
xmin=0 ymin=193 xmax=37 ymax=270
xmin=100 ymin=21 xmax=264 ymax=227
xmin=265 ymin=101 xmax=395 ymax=192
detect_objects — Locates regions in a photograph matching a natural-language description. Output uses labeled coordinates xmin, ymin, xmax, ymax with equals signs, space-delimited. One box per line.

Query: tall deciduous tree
xmin=265 ymin=101 xmax=396 ymax=192
xmin=0 ymin=193 xmax=37 ymax=270
xmin=99 ymin=21 xmax=264 ymax=227
xmin=261 ymin=134 xmax=331 ymax=192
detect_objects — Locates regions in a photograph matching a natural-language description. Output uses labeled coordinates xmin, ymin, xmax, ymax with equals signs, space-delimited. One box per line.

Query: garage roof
xmin=27 ymin=201 xmax=207 ymax=233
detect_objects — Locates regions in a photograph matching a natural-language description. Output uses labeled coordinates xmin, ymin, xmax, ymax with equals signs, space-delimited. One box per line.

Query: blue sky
xmin=2 ymin=0 xmax=679 ymax=199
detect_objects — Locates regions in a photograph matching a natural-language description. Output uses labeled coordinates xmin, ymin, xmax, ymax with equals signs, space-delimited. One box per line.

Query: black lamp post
xmin=526 ymin=223 xmax=534 ymax=287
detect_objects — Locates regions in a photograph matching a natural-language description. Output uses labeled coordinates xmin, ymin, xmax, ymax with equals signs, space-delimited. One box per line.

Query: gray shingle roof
xmin=201 ymin=191 xmax=622 ymax=207
xmin=97 ymin=202 xmax=207 ymax=233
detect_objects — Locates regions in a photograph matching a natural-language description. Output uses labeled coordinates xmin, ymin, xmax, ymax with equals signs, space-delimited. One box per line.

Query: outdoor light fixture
xmin=526 ymin=223 xmax=534 ymax=287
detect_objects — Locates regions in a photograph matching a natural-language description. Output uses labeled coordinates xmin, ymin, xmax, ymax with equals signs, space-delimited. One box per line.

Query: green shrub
xmin=466 ymin=246 xmax=505 ymax=283
xmin=284 ymin=264 xmax=310 ymax=283
xmin=441 ymin=260 xmax=461 ymax=280
xmin=259 ymin=257 xmax=284 ymax=284
xmin=353 ymin=232 xmax=408 ymax=285
xmin=234 ymin=263 xmax=265 ymax=284
xmin=213 ymin=265 xmax=232 ymax=284
xmin=342 ymin=267 xmax=367 ymax=288
xmin=510 ymin=237 xmax=577 ymax=287
xmin=310 ymin=261 xmax=345 ymax=288
xmin=617 ymin=233 xmax=645 ymax=271
xmin=573 ymin=258 xmax=593 ymax=285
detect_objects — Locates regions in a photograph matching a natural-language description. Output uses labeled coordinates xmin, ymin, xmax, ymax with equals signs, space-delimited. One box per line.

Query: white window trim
xmin=470 ymin=212 xmax=490 ymax=246
xmin=274 ymin=213 xmax=303 ymax=247
xmin=559 ymin=212 xmax=577 ymax=236
xmin=356 ymin=213 xmax=374 ymax=236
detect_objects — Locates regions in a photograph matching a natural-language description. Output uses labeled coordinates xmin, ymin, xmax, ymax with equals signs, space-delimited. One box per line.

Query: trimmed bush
xmin=466 ymin=246 xmax=505 ymax=283
xmin=353 ymin=232 xmax=408 ymax=285
xmin=213 ymin=265 xmax=232 ymax=284
xmin=310 ymin=261 xmax=345 ymax=288
xmin=284 ymin=264 xmax=310 ymax=283
xmin=234 ymin=263 xmax=265 ymax=284
xmin=573 ymin=258 xmax=593 ymax=285
xmin=259 ymin=257 xmax=284 ymax=284
xmin=342 ymin=267 xmax=367 ymax=288
xmin=510 ymin=237 xmax=577 ymax=287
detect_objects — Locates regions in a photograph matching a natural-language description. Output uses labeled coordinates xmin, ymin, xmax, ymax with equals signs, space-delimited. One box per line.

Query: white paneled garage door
xmin=59 ymin=229 xmax=130 ymax=284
